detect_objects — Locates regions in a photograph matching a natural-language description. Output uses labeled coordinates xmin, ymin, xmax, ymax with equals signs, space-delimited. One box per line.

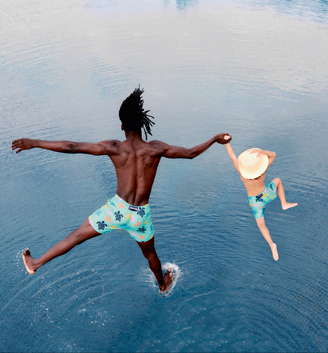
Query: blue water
xmin=1 ymin=0 xmax=328 ymax=351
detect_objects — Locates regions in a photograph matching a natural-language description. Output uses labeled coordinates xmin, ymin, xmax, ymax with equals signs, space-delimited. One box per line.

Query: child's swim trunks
xmin=248 ymin=181 xmax=277 ymax=219
xmin=88 ymin=195 xmax=154 ymax=242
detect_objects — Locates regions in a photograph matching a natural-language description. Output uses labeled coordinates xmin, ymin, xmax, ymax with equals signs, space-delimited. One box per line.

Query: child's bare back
xmin=240 ymin=173 xmax=267 ymax=197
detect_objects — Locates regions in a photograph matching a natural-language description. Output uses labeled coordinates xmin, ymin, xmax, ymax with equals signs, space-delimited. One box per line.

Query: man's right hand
xmin=11 ymin=138 xmax=34 ymax=153
xmin=216 ymin=133 xmax=232 ymax=144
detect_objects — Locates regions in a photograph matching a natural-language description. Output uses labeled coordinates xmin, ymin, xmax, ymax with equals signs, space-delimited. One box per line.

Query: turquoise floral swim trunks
xmin=248 ymin=181 xmax=277 ymax=219
xmin=88 ymin=195 xmax=154 ymax=242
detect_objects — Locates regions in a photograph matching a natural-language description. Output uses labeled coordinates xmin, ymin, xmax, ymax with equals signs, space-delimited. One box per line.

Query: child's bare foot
xmin=22 ymin=249 xmax=37 ymax=274
xmin=160 ymin=269 xmax=174 ymax=293
xmin=271 ymin=243 xmax=279 ymax=261
xmin=282 ymin=202 xmax=298 ymax=210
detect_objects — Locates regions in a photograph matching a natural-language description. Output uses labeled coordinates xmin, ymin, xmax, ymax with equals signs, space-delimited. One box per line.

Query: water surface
xmin=1 ymin=0 xmax=328 ymax=351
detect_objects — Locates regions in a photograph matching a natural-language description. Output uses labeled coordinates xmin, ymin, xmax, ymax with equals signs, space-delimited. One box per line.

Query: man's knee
xmin=68 ymin=231 xmax=85 ymax=246
xmin=141 ymin=248 xmax=156 ymax=260
xmin=139 ymin=246 xmax=158 ymax=263
xmin=137 ymin=237 xmax=156 ymax=258
xmin=68 ymin=223 xmax=99 ymax=245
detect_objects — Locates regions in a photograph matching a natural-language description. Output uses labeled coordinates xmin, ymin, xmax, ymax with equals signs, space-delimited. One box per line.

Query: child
xmin=225 ymin=143 xmax=298 ymax=261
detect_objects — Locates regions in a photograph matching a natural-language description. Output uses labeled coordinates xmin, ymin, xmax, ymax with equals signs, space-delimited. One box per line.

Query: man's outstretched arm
xmin=11 ymin=138 xmax=119 ymax=156
xmin=159 ymin=133 xmax=231 ymax=159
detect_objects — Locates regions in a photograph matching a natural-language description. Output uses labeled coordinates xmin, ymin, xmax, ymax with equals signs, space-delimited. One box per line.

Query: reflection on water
xmin=86 ymin=0 xmax=328 ymax=22
xmin=1 ymin=0 xmax=328 ymax=352
xmin=163 ymin=0 xmax=328 ymax=21
xmin=175 ymin=0 xmax=199 ymax=11
xmin=237 ymin=0 xmax=328 ymax=23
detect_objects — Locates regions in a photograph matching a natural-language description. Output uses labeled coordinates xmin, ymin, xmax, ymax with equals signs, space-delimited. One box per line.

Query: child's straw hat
xmin=238 ymin=148 xmax=269 ymax=179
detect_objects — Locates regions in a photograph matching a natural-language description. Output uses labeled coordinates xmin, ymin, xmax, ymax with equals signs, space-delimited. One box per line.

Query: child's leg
xmin=255 ymin=217 xmax=279 ymax=261
xmin=22 ymin=219 xmax=100 ymax=274
xmin=271 ymin=178 xmax=298 ymax=210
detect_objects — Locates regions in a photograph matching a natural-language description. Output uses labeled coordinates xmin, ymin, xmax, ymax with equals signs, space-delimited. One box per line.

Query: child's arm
xmin=225 ymin=142 xmax=240 ymax=173
xmin=250 ymin=149 xmax=276 ymax=167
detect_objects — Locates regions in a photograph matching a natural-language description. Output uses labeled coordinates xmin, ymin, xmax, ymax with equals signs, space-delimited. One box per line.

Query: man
xmin=12 ymin=87 xmax=231 ymax=293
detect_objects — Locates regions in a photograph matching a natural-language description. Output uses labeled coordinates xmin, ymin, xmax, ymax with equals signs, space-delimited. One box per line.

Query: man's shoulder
xmin=148 ymin=139 xmax=166 ymax=146
xmin=100 ymin=139 xmax=121 ymax=147
xmin=148 ymin=139 xmax=169 ymax=150
xmin=145 ymin=140 xmax=170 ymax=156
xmin=103 ymin=139 xmax=121 ymax=143
xmin=97 ymin=139 xmax=122 ymax=155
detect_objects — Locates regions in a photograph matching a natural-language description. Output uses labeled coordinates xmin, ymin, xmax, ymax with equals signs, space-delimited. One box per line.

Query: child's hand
xmin=249 ymin=149 xmax=261 ymax=157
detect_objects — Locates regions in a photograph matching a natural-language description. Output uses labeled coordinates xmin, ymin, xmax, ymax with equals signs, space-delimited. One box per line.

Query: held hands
xmin=216 ymin=133 xmax=232 ymax=145
xmin=11 ymin=138 xmax=34 ymax=153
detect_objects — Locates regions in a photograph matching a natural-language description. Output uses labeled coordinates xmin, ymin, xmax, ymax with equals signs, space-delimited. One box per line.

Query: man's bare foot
xmin=271 ymin=243 xmax=279 ymax=261
xmin=282 ymin=202 xmax=298 ymax=210
xmin=160 ymin=269 xmax=174 ymax=293
xmin=22 ymin=249 xmax=37 ymax=274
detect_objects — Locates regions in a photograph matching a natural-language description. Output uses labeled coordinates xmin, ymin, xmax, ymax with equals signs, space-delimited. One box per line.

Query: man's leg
xmin=271 ymin=178 xmax=298 ymax=210
xmin=22 ymin=219 xmax=100 ymax=274
xmin=255 ymin=217 xmax=279 ymax=261
xmin=137 ymin=237 xmax=173 ymax=293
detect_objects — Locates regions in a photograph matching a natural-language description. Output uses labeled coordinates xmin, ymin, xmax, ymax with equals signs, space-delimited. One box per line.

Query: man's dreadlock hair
xmin=119 ymin=86 xmax=155 ymax=140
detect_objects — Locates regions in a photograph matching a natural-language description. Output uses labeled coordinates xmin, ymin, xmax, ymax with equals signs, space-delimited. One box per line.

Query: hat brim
xmin=238 ymin=148 xmax=269 ymax=179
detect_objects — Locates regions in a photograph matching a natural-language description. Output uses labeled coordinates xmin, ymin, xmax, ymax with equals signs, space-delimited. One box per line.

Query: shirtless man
xmin=225 ymin=142 xmax=297 ymax=261
xmin=12 ymin=87 xmax=231 ymax=293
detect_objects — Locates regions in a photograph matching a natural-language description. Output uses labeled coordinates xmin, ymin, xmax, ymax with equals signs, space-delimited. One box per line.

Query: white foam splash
xmin=143 ymin=262 xmax=181 ymax=298
xmin=161 ymin=262 xmax=181 ymax=298
xmin=16 ymin=249 xmax=26 ymax=272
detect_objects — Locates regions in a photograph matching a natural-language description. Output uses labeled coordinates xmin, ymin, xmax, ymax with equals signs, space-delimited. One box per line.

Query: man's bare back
xmin=105 ymin=133 xmax=165 ymax=206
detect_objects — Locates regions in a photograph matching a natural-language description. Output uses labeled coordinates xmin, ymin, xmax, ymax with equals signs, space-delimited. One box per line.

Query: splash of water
xmin=143 ymin=262 xmax=181 ymax=298
xmin=161 ymin=262 xmax=181 ymax=298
